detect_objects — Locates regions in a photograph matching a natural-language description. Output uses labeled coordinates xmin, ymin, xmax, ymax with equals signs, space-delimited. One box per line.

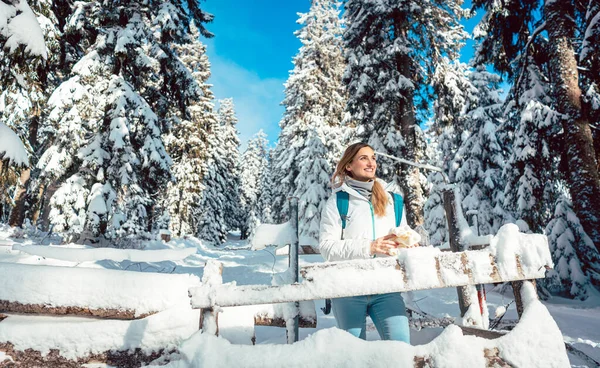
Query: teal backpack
xmin=335 ymin=191 xmax=404 ymax=238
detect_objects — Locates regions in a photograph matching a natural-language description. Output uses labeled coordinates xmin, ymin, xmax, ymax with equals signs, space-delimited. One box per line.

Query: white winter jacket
xmin=318 ymin=179 xmax=408 ymax=262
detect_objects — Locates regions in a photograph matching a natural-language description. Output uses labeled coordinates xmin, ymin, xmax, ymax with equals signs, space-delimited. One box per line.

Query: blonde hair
xmin=332 ymin=142 xmax=388 ymax=217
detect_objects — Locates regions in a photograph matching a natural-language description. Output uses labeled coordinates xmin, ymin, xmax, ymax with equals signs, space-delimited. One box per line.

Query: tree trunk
xmin=38 ymin=181 xmax=59 ymax=231
xmin=580 ymin=0 xmax=600 ymax=172
xmin=546 ymin=0 xmax=600 ymax=252
xmin=393 ymin=11 xmax=424 ymax=228
xmin=8 ymin=168 xmax=31 ymax=227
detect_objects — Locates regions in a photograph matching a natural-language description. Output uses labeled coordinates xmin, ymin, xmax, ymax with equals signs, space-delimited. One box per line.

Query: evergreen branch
xmin=514 ymin=22 xmax=547 ymax=108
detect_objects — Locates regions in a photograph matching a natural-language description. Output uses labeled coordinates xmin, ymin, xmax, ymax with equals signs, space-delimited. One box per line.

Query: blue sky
xmin=201 ymin=0 xmax=481 ymax=149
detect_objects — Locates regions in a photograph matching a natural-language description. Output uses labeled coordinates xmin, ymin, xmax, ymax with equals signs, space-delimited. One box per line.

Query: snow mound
xmin=160 ymin=284 xmax=568 ymax=368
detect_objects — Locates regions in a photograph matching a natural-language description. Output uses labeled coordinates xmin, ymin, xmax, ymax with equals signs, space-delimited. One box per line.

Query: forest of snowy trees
xmin=1 ymin=0 xmax=599 ymax=300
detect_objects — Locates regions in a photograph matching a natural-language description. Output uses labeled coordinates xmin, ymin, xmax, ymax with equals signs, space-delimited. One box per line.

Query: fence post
xmin=199 ymin=260 xmax=223 ymax=335
xmin=442 ymin=188 xmax=473 ymax=318
xmin=288 ymin=197 xmax=300 ymax=343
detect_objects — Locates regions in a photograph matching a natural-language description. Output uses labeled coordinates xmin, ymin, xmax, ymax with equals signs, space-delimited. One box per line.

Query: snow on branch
xmin=0 ymin=0 xmax=47 ymax=59
xmin=0 ymin=122 xmax=29 ymax=167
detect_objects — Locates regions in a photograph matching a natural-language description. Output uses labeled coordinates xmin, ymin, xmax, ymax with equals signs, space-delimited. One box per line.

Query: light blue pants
xmin=332 ymin=292 xmax=410 ymax=343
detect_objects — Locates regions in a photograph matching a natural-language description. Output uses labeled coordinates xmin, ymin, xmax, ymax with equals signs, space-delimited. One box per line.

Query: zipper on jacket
xmin=369 ymin=202 xmax=376 ymax=258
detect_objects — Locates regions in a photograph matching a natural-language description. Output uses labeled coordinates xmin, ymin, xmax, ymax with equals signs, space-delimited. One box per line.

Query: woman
xmin=319 ymin=142 xmax=412 ymax=343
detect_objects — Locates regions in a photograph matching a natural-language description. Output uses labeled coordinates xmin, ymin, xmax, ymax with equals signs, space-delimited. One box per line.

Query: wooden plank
xmin=0 ymin=300 xmax=151 ymax=320
xmin=190 ymin=243 xmax=552 ymax=309
xmin=458 ymin=326 xmax=506 ymax=339
xmin=254 ymin=315 xmax=316 ymax=328
xmin=0 ymin=341 xmax=169 ymax=367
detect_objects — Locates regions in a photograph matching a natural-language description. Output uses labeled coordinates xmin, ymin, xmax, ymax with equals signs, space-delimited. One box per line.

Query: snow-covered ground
xmin=0 ymin=223 xmax=598 ymax=367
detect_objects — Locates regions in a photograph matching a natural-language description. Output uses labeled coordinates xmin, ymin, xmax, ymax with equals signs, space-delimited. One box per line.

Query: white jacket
xmin=318 ymin=179 xmax=408 ymax=262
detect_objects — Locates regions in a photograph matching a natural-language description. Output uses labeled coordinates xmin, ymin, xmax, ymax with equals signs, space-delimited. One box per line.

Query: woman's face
xmin=346 ymin=146 xmax=377 ymax=182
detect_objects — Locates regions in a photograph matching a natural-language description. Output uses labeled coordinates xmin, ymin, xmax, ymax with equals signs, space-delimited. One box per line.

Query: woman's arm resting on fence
xmin=318 ymin=197 xmax=371 ymax=262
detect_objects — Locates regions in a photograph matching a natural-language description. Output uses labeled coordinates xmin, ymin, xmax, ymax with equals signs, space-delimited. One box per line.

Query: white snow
xmin=250 ymin=222 xmax=295 ymax=250
xmin=0 ymin=0 xmax=47 ymax=58
xmin=0 ymin=226 xmax=597 ymax=366
xmin=159 ymin=289 xmax=569 ymax=368
xmin=0 ymin=262 xmax=200 ymax=316
xmin=0 ymin=306 xmax=199 ymax=360
xmin=490 ymin=223 xmax=553 ymax=280
xmin=0 ymin=122 xmax=29 ymax=167
xmin=12 ymin=244 xmax=196 ymax=263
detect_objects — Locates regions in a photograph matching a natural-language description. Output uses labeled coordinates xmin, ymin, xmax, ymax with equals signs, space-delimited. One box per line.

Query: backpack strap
xmin=336 ymin=191 xmax=350 ymax=239
xmin=336 ymin=190 xmax=403 ymax=235
xmin=390 ymin=192 xmax=404 ymax=227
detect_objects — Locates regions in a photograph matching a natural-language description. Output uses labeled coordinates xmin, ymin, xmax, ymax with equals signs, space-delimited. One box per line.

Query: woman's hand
xmin=370 ymin=234 xmax=399 ymax=256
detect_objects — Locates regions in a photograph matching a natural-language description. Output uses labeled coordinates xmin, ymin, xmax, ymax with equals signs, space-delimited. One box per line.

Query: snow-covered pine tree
xmin=423 ymin=59 xmax=475 ymax=245
xmin=217 ymin=98 xmax=243 ymax=232
xmin=271 ymin=0 xmax=346 ymax=224
xmin=293 ymin=128 xmax=331 ymax=243
xmin=257 ymin=150 xmax=274 ymax=225
xmin=473 ymin=0 xmax=600 ymax=252
xmin=422 ymin=171 xmax=447 ymax=246
xmin=197 ymin=106 xmax=228 ymax=245
xmin=500 ymin=60 xmax=560 ymax=234
xmin=165 ymin=22 xmax=214 ymax=238
xmin=578 ymin=0 xmax=600 ymax=182
xmin=430 ymin=59 xmax=476 ymax=180
xmin=239 ymin=131 xmax=269 ymax=240
xmin=453 ymin=66 xmax=508 ymax=236
xmin=543 ymin=194 xmax=600 ymax=299
xmin=38 ymin=1 xmax=213 ymax=242
xmin=343 ymin=0 xmax=468 ymax=227
xmin=0 ymin=0 xmax=62 ymax=226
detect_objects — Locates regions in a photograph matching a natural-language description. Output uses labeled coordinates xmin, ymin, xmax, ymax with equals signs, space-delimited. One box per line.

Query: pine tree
xmin=545 ymin=0 xmax=600 ymax=251
xmin=37 ymin=1 xmax=213 ymax=242
xmin=257 ymin=150 xmax=274 ymax=225
xmin=543 ymin=194 xmax=600 ymax=299
xmin=217 ymin=98 xmax=243 ymax=231
xmin=271 ymin=0 xmax=346 ymax=224
xmin=423 ymin=59 xmax=476 ymax=245
xmin=423 ymin=171 xmax=447 ymax=246
xmin=579 ymin=0 xmax=600 ymax=168
xmin=165 ymin=22 xmax=215 ymax=238
xmin=197 ymin=107 xmax=228 ymax=245
xmin=239 ymin=131 xmax=269 ymax=240
xmin=453 ymin=66 xmax=508 ymax=236
xmin=0 ymin=0 xmax=62 ymax=227
xmin=501 ymin=60 xmax=560 ymax=233
xmin=343 ymin=0 xmax=468 ymax=227
xmin=293 ymin=128 xmax=331 ymax=243
xmin=473 ymin=0 xmax=600 ymax=252
xmin=430 ymin=59 xmax=476 ymax=180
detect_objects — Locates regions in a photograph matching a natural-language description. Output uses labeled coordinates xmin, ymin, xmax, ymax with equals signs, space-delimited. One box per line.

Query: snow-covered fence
xmin=190 ymin=225 xmax=553 ymax=339
xmin=0 ymin=263 xmax=201 ymax=318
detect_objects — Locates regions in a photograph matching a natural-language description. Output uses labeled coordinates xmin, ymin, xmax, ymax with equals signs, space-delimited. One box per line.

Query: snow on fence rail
xmin=12 ymin=244 xmax=197 ymax=263
xmin=0 ymin=263 xmax=200 ymax=318
xmin=189 ymin=230 xmax=552 ymax=309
